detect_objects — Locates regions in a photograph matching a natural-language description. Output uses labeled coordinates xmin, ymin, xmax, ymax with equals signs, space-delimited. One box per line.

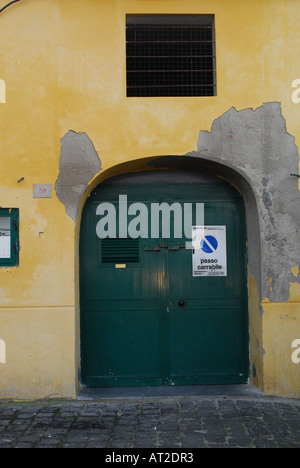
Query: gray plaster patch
xmin=55 ymin=131 xmax=101 ymax=222
xmin=188 ymin=102 xmax=300 ymax=302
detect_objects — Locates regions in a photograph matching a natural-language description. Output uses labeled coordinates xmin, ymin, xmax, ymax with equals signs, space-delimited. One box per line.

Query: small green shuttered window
xmin=101 ymin=238 xmax=140 ymax=264
xmin=0 ymin=209 xmax=19 ymax=267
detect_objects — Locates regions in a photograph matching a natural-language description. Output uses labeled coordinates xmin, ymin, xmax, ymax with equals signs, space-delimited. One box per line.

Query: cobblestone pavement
xmin=0 ymin=397 xmax=299 ymax=448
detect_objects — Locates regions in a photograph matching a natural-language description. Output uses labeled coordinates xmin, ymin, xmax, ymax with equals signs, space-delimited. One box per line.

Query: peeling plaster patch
xmin=262 ymin=177 xmax=269 ymax=187
xmin=262 ymin=189 xmax=275 ymax=226
xmin=189 ymin=102 xmax=300 ymax=302
xmin=55 ymin=131 xmax=101 ymax=222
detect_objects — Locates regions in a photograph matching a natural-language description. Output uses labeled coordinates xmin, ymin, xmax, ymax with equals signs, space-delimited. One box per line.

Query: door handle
xmin=178 ymin=300 xmax=185 ymax=307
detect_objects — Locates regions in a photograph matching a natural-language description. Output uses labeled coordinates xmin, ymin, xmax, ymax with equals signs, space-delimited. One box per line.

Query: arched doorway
xmin=79 ymin=164 xmax=249 ymax=387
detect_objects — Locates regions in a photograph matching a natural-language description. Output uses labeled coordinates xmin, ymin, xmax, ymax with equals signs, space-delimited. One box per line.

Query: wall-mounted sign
xmin=192 ymin=225 xmax=227 ymax=277
xmin=33 ymin=184 xmax=52 ymax=198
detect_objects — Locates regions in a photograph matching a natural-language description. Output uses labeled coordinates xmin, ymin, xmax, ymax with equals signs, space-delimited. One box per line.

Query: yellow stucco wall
xmin=0 ymin=308 xmax=76 ymax=399
xmin=0 ymin=0 xmax=299 ymax=399
xmin=262 ymin=302 xmax=300 ymax=399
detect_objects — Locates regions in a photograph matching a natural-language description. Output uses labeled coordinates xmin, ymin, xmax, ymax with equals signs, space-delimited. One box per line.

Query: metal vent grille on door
xmin=101 ymin=238 xmax=140 ymax=264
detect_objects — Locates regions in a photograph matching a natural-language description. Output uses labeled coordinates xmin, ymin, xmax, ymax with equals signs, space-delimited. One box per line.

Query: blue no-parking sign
xmin=192 ymin=226 xmax=227 ymax=277
xmin=200 ymin=235 xmax=218 ymax=253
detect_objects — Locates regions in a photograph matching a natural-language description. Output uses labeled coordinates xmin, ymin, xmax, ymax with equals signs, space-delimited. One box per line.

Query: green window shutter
xmin=101 ymin=238 xmax=140 ymax=264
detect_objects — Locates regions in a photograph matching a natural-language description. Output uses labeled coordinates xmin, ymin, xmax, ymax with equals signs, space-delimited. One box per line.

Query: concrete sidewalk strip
xmin=0 ymin=397 xmax=299 ymax=448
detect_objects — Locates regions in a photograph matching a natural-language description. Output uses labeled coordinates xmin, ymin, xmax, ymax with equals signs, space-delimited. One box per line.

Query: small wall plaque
xmin=33 ymin=184 xmax=52 ymax=199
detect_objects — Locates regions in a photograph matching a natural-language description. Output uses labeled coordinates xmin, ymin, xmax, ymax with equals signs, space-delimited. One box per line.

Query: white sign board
xmin=33 ymin=184 xmax=52 ymax=198
xmin=192 ymin=226 xmax=227 ymax=277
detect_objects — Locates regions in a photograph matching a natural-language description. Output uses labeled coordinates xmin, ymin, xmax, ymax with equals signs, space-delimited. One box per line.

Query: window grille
xmin=126 ymin=15 xmax=216 ymax=97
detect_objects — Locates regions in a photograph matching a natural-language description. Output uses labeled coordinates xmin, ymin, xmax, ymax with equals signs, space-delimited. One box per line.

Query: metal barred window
xmin=126 ymin=15 xmax=216 ymax=97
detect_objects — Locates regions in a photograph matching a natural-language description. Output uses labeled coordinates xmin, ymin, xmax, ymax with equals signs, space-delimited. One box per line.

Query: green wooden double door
xmin=80 ymin=174 xmax=249 ymax=387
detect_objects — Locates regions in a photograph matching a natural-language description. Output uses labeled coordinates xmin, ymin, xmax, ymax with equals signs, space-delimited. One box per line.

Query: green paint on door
xmin=80 ymin=173 xmax=249 ymax=387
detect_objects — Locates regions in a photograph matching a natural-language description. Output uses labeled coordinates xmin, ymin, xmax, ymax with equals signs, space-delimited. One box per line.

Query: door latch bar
xmin=144 ymin=244 xmax=187 ymax=252
xmin=144 ymin=245 xmax=161 ymax=252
